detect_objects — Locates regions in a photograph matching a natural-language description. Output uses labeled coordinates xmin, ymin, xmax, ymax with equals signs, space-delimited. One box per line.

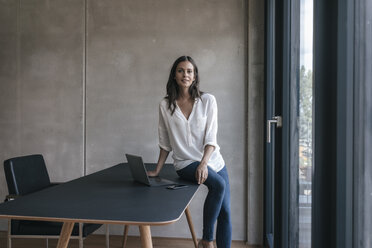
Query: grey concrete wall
xmin=0 ymin=0 xmax=85 ymax=203
xmin=247 ymin=0 xmax=265 ymax=245
xmin=0 ymin=0 xmax=264 ymax=243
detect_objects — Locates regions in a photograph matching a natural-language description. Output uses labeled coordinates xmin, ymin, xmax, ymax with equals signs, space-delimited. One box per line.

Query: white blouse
xmin=158 ymin=93 xmax=225 ymax=172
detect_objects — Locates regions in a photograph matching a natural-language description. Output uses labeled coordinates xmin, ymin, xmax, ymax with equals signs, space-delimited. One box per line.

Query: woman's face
xmin=174 ymin=61 xmax=195 ymax=90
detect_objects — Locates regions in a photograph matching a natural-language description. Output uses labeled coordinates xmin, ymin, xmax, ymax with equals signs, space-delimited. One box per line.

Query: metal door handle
xmin=267 ymin=116 xmax=282 ymax=143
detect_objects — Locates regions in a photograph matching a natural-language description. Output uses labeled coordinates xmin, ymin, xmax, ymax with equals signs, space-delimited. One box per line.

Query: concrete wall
xmin=0 ymin=0 xmax=264 ymax=243
xmin=0 ymin=1 xmax=85 ymax=189
xmin=247 ymin=0 xmax=265 ymax=244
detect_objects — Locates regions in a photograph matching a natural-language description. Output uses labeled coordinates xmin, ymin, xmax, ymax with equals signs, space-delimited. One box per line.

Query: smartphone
xmin=166 ymin=184 xmax=188 ymax=190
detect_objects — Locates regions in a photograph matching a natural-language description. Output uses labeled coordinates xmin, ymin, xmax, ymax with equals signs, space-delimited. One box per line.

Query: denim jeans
xmin=177 ymin=162 xmax=232 ymax=248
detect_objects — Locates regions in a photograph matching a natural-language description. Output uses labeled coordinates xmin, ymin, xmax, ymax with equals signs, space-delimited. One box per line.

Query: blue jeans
xmin=177 ymin=162 xmax=232 ymax=248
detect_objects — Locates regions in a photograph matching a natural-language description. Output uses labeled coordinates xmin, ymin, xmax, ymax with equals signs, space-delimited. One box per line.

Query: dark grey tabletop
xmin=0 ymin=163 xmax=199 ymax=225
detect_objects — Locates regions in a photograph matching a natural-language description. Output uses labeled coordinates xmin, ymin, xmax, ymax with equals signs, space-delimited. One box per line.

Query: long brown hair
xmin=166 ymin=56 xmax=202 ymax=115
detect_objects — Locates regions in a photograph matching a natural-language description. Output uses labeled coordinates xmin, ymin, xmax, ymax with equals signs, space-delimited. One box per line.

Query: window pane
xmin=299 ymin=0 xmax=313 ymax=247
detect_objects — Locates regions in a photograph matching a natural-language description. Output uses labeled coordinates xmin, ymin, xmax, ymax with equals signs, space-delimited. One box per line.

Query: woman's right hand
xmin=149 ymin=148 xmax=169 ymax=178
xmin=147 ymin=170 xmax=159 ymax=177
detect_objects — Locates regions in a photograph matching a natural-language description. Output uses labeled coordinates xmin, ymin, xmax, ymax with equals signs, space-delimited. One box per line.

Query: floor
xmin=0 ymin=232 xmax=263 ymax=248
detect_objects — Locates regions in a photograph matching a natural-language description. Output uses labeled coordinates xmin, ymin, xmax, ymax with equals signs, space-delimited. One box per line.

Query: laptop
xmin=125 ymin=154 xmax=176 ymax=186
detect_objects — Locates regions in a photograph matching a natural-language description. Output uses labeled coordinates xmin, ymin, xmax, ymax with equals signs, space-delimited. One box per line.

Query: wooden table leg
xmin=56 ymin=222 xmax=74 ymax=248
xmin=122 ymin=225 xmax=129 ymax=248
xmin=185 ymin=207 xmax=198 ymax=248
xmin=139 ymin=225 xmax=153 ymax=248
xmin=106 ymin=224 xmax=110 ymax=248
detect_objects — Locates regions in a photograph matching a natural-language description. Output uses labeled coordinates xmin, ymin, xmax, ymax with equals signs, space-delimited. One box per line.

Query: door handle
xmin=267 ymin=116 xmax=282 ymax=143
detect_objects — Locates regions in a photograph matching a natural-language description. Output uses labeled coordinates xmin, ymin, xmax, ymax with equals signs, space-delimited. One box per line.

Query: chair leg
xmin=185 ymin=207 xmax=198 ymax=248
xmin=106 ymin=224 xmax=110 ymax=248
xmin=7 ymin=219 xmax=11 ymax=248
xmin=79 ymin=223 xmax=83 ymax=248
xmin=122 ymin=225 xmax=129 ymax=248
xmin=46 ymin=238 xmax=49 ymax=248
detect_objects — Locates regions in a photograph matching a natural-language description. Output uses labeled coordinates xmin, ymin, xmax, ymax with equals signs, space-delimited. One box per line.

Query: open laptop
xmin=125 ymin=154 xmax=176 ymax=186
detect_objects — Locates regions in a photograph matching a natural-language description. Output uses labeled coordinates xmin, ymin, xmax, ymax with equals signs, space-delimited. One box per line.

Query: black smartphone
xmin=166 ymin=184 xmax=188 ymax=190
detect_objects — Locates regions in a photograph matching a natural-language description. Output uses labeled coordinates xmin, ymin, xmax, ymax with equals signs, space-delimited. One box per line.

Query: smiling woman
xmin=147 ymin=56 xmax=232 ymax=248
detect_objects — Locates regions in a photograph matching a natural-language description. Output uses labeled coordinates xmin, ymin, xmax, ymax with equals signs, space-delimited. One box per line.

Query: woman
xmin=147 ymin=56 xmax=232 ymax=248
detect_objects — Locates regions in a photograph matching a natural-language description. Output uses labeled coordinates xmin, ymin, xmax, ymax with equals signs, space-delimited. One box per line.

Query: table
xmin=0 ymin=163 xmax=200 ymax=248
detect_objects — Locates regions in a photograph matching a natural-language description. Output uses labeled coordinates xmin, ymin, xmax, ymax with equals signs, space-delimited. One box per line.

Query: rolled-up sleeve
xmin=158 ymin=104 xmax=172 ymax=151
xmin=203 ymin=96 xmax=219 ymax=150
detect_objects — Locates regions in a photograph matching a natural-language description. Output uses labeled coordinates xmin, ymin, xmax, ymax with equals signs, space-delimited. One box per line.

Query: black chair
xmin=3 ymin=154 xmax=109 ymax=248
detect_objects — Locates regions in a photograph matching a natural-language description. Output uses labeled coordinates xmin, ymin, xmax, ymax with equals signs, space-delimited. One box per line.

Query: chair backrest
xmin=4 ymin=154 xmax=51 ymax=196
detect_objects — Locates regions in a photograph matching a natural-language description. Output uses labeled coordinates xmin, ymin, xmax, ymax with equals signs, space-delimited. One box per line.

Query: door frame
xmin=264 ymin=0 xmax=302 ymax=247
xmin=264 ymin=0 xmax=275 ymax=246
xmin=312 ymin=0 xmax=354 ymax=247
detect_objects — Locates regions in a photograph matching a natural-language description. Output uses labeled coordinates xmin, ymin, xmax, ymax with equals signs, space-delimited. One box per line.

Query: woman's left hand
xmin=195 ymin=163 xmax=208 ymax=184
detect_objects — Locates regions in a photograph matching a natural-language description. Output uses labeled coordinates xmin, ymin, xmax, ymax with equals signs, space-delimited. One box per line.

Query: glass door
xmin=264 ymin=0 xmax=314 ymax=247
